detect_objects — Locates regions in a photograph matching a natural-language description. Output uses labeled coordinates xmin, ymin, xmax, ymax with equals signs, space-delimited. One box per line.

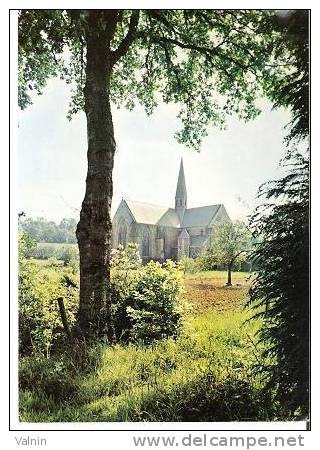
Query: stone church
xmin=111 ymin=159 xmax=230 ymax=262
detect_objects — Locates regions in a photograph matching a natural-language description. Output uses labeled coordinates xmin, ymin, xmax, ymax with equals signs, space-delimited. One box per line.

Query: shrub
xmin=27 ymin=243 xmax=58 ymax=260
xmin=178 ymin=256 xmax=200 ymax=274
xmin=59 ymin=245 xmax=79 ymax=266
xmin=19 ymin=266 xmax=79 ymax=356
xmin=46 ymin=257 xmax=62 ymax=267
xmin=19 ymin=231 xmax=37 ymax=260
xmin=126 ymin=261 xmax=184 ymax=344
xmin=110 ymin=244 xmax=142 ymax=341
xmin=196 ymin=252 xmax=218 ymax=271
xmin=111 ymin=244 xmax=184 ymax=344
xmin=19 ymin=233 xmax=79 ymax=356
xmin=110 ymin=242 xmax=142 ymax=271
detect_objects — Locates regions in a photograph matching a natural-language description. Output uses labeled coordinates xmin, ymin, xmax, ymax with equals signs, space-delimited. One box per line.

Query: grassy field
xmin=19 ymin=270 xmax=282 ymax=423
xmin=28 ymin=242 xmax=78 ymax=261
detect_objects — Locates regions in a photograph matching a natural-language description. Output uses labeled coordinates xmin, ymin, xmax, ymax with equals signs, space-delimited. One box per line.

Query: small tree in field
xmin=206 ymin=220 xmax=252 ymax=285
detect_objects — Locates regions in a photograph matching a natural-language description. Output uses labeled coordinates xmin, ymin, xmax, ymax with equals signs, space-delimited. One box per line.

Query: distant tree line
xmin=19 ymin=216 xmax=77 ymax=244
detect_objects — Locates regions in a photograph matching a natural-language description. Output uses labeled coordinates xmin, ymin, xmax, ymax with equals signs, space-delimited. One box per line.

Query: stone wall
xmin=111 ymin=200 xmax=134 ymax=248
xmin=112 ymin=200 xmax=231 ymax=263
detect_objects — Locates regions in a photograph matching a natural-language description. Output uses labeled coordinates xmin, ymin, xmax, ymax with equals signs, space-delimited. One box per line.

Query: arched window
xmin=118 ymin=222 xmax=127 ymax=247
xmin=156 ymin=228 xmax=166 ymax=259
xmin=142 ymin=234 xmax=150 ymax=257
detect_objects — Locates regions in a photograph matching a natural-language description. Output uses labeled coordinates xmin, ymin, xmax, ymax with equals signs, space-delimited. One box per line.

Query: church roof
xmin=175 ymin=158 xmax=187 ymax=200
xmin=181 ymin=205 xmax=221 ymax=227
xmin=157 ymin=208 xmax=181 ymax=227
xmin=125 ymin=200 xmax=180 ymax=227
xmin=123 ymin=199 xmax=222 ymax=229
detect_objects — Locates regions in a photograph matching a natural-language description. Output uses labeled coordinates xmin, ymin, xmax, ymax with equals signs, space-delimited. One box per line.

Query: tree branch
xmin=151 ymin=35 xmax=250 ymax=71
xmin=159 ymin=40 xmax=183 ymax=92
xmin=230 ymin=249 xmax=249 ymax=266
xmin=144 ymin=10 xmax=261 ymax=75
xmin=111 ymin=10 xmax=140 ymax=65
xmin=147 ymin=10 xmax=183 ymax=39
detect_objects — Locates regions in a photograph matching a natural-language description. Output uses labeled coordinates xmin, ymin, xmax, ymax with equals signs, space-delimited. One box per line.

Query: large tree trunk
xmin=76 ymin=13 xmax=117 ymax=339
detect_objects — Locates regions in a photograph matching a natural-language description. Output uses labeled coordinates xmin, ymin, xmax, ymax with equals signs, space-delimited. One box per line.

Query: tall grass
xmin=19 ymin=308 xmax=284 ymax=422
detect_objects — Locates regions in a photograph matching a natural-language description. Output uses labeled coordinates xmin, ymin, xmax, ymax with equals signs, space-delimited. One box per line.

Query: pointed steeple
xmin=175 ymin=158 xmax=187 ymax=223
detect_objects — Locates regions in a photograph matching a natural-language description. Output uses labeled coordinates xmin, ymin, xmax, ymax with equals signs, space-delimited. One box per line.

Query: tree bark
xmin=76 ymin=12 xmax=117 ymax=339
xmin=226 ymin=263 xmax=232 ymax=286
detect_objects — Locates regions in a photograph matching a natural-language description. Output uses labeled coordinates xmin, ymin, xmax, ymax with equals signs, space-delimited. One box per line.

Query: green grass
xmin=28 ymin=242 xmax=78 ymax=261
xmin=19 ymin=269 xmax=285 ymax=423
xmin=19 ymin=310 xmax=281 ymax=422
xmin=29 ymin=258 xmax=64 ymax=268
xmin=36 ymin=242 xmax=78 ymax=248
xmin=185 ymin=270 xmax=252 ymax=281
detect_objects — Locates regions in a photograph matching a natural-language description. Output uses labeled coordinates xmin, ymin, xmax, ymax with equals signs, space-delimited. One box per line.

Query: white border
xmin=5 ymin=1 xmax=319 ymax=446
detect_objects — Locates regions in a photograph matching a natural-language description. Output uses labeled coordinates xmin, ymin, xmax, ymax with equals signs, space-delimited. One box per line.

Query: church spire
xmin=175 ymin=158 xmax=187 ymax=222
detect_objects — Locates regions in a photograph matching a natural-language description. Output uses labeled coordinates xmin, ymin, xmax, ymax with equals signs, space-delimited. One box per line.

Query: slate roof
xmin=190 ymin=235 xmax=207 ymax=247
xmin=123 ymin=200 xmax=221 ymax=229
xmin=125 ymin=200 xmax=180 ymax=227
xmin=157 ymin=208 xmax=181 ymax=227
xmin=181 ymin=205 xmax=221 ymax=227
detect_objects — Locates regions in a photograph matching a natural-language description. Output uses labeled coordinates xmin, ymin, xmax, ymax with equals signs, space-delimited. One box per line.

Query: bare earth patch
xmin=183 ymin=272 xmax=252 ymax=313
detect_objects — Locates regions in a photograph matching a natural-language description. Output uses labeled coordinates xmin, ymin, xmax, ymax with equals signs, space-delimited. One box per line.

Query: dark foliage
xmin=248 ymin=10 xmax=309 ymax=418
xmin=263 ymin=10 xmax=309 ymax=143
xmin=248 ymin=152 xmax=309 ymax=417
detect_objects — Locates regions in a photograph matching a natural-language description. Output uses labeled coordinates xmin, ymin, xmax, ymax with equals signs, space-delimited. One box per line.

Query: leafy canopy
xmin=19 ymin=216 xmax=77 ymax=244
xmin=19 ymin=9 xmax=295 ymax=150
xmin=207 ymin=220 xmax=253 ymax=267
xmin=261 ymin=10 xmax=309 ymax=143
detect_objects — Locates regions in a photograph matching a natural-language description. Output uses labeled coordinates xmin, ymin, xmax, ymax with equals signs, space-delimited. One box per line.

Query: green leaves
xmin=111 ymin=9 xmax=273 ymax=150
xmin=18 ymin=9 xmax=296 ymax=150
xmin=205 ymin=220 xmax=253 ymax=267
xmin=18 ymin=237 xmax=79 ymax=356
xmin=260 ymin=10 xmax=309 ymax=144
xmin=18 ymin=10 xmax=70 ymax=110
xmin=110 ymin=248 xmax=184 ymax=344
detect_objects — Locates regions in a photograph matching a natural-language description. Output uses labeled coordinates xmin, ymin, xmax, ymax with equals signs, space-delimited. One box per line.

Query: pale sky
xmin=17 ymin=77 xmax=291 ymax=223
